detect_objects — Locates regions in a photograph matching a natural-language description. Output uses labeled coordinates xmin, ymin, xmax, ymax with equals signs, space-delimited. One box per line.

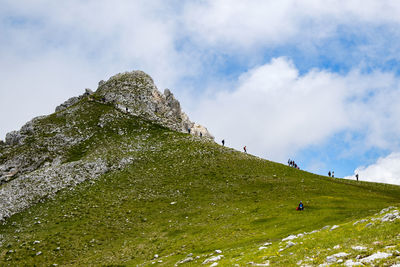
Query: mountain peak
xmin=96 ymin=70 xmax=213 ymax=138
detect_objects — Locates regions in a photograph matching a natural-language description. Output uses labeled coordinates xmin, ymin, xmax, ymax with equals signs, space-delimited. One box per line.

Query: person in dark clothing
xmin=328 ymin=171 xmax=331 ymax=177
xmin=222 ymin=139 xmax=225 ymax=146
xmin=297 ymin=201 xmax=304 ymax=211
xmin=243 ymin=146 xmax=247 ymax=153
xmin=356 ymin=173 xmax=359 ymax=181
xmin=332 ymin=171 xmax=334 ymax=178
xmin=126 ymin=107 xmax=129 ymax=113
xmin=188 ymin=128 xmax=191 ymax=134
xmin=200 ymin=132 xmax=202 ymax=137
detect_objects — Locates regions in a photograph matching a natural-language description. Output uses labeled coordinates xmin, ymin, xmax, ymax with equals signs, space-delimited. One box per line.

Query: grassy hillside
xmin=1 ymin=100 xmax=400 ymax=266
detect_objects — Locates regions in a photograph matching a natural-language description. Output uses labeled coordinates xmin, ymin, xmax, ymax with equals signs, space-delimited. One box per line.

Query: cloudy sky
xmin=2 ymin=0 xmax=400 ymax=185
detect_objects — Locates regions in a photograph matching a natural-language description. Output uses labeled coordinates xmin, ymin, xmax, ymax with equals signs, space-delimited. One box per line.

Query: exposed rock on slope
xmin=96 ymin=71 xmax=213 ymax=138
xmin=0 ymin=70 xmax=213 ymax=221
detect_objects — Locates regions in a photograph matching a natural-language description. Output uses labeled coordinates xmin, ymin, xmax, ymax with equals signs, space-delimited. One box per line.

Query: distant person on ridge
xmin=222 ymin=139 xmax=225 ymax=146
xmin=297 ymin=201 xmax=304 ymax=211
xmin=332 ymin=171 xmax=334 ymax=178
xmin=328 ymin=171 xmax=331 ymax=177
xmin=288 ymin=159 xmax=291 ymax=166
xmin=356 ymin=173 xmax=359 ymax=181
xmin=243 ymin=146 xmax=247 ymax=153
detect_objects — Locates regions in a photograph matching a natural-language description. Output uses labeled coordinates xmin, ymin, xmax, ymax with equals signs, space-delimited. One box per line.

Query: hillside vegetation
xmin=1 ymin=72 xmax=400 ymax=266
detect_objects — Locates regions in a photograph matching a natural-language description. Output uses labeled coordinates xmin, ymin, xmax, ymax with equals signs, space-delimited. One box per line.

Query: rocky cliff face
xmin=0 ymin=70 xmax=213 ymax=221
xmin=95 ymin=71 xmax=213 ymax=138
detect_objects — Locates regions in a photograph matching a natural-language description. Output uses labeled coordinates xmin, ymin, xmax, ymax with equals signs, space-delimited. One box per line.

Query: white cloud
xmin=183 ymin=0 xmax=400 ymax=50
xmin=345 ymin=153 xmax=400 ymax=185
xmin=193 ymin=57 xmax=400 ymax=163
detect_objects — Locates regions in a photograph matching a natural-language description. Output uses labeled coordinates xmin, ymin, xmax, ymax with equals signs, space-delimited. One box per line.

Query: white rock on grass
xmin=263 ymin=242 xmax=272 ymax=246
xmin=380 ymin=206 xmax=396 ymax=214
xmin=203 ymin=255 xmax=223 ymax=264
xmin=253 ymin=262 xmax=270 ymax=266
xmin=330 ymin=225 xmax=340 ymax=231
xmin=326 ymin=252 xmax=348 ymax=263
xmin=360 ymin=252 xmax=392 ymax=263
xmin=282 ymin=235 xmax=297 ymax=241
xmin=210 ymin=263 xmax=218 ymax=267
xmin=333 ymin=245 xmax=341 ymax=249
xmin=286 ymin=241 xmax=296 ymax=248
xmin=176 ymin=257 xmax=193 ymax=265
xmin=353 ymin=219 xmax=367 ymax=226
xmin=344 ymin=259 xmax=363 ymax=266
xmin=352 ymin=246 xmax=368 ymax=251
xmin=381 ymin=212 xmax=400 ymax=222
xmin=215 ymin=250 xmax=222 ymax=254
xmin=248 ymin=261 xmax=269 ymax=266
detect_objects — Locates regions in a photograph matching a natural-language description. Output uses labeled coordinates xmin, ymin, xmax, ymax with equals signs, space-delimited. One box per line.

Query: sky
xmin=1 ymin=0 xmax=400 ymax=185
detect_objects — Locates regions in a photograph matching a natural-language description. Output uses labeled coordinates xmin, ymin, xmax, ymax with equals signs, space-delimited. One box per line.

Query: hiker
xmin=188 ymin=128 xmax=191 ymax=134
xmin=328 ymin=171 xmax=331 ymax=177
xmin=297 ymin=201 xmax=304 ymax=211
xmin=126 ymin=107 xmax=129 ymax=113
xmin=288 ymin=159 xmax=291 ymax=166
xmin=332 ymin=171 xmax=334 ymax=178
xmin=243 ymin=146 xmax=247 ymax=153
xmin=356 ymin=173 xmax=359 ymax=181
xmin=200 ymin=132 xmax=203 ymax=137
xmin=222 ymin=139 xmax=225 ymax=146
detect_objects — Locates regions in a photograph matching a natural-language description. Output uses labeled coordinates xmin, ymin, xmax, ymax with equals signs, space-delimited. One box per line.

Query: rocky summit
xmin=0 ymin=70 xmax=212 ymax=221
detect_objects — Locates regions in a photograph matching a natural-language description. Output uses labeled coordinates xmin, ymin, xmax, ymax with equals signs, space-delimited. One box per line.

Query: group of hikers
xmin=287 ymin=159 xmax=300 ymax=169
xmin=328 ymin=170 xmax=335 ymax=178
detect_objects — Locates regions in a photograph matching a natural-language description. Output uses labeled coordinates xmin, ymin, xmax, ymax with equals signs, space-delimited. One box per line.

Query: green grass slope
xmin=1 ymin=100 xmax=400 ymax=266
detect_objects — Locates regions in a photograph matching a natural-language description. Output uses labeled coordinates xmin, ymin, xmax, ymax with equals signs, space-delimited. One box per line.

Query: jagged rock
xmin=84 ymin=88 xmax=94 ymax=96
xmin=55 ymin=88 xmax=95 ymax=112
xmin=96 ymin=71 xmax=213 ymax=139
xmin=55 ymin=96 xmax=81 ymax=112
xmin=5 ymin=130 xmax=24 ymax=146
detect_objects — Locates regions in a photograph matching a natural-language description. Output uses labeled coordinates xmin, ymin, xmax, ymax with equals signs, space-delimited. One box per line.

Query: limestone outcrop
xmin=96 ymin=71 xmax=213 ymax=139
